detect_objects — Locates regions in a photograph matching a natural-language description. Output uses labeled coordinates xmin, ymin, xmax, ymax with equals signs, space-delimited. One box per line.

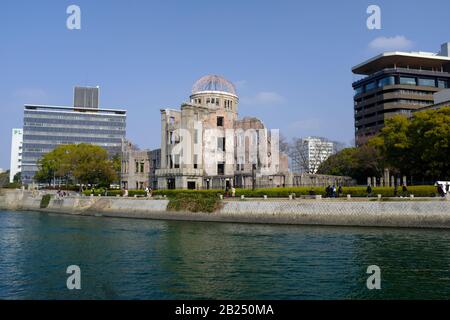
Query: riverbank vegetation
xmin=40 ymin=194 xmax=52 ymax=208
xmin=318 ymin=107 xmax=450 ymax=184
xmin=166 ymin=193 xmax=222 ymax=213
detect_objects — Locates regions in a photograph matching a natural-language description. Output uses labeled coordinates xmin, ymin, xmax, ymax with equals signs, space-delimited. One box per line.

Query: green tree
xmin=0 ymin=170 xmax=10 ymax=187
xmin=317 ymin=146 xmax=383 ymax=184
xmin=13 ymin=172 xmax=21 ymax=183
xmin=71 ymin=144 xmax=116 ymax=186
xmin=35 ymin=144 xmax=117 ymax=187
xmin=370 ymin=107 xmax=450 ymax=181
xmin=111 ymin=153 xmax=122 ymax=184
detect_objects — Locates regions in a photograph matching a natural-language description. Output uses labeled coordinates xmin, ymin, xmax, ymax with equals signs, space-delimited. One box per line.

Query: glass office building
xmin=352 ymin=42 xmax=450 ymax=146
xmin=21 ymin=103 xmax=126 ymax=184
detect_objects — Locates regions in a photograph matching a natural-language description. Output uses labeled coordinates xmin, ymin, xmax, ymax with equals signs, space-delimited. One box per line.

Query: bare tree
xmin=279 ymin=133 xmax=290 ymax=154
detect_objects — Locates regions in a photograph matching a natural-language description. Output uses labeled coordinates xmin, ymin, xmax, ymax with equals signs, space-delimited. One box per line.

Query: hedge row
xmin=235 ymin=186 xmax=437 ymax=198
xmin=128 ymin=190 xmax=147 ymax=197
xmin=153 ymin=189 xmax=224 ymax=197
xmin=153 ymin=186 xmax=437 ymax=198
xmin=82 ymin=189 xmax=124 ymax=197
xmin=81 ymin=186 xmax=438 ymax=198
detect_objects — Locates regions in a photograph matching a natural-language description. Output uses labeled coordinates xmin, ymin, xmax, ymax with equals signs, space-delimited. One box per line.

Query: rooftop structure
xmin=192 ymin=75 xmax=237 ymax=96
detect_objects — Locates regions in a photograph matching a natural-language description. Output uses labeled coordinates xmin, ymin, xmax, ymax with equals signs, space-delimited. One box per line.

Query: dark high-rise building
xmin=21 ymin=87 xmax=126 ymax=184
xmin=352 ymin=42 xmax=450 ymax=146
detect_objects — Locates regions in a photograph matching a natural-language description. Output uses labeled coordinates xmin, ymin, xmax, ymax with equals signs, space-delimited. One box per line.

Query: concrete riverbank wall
xmin=1 ymin=189 xmax=450 ymax=229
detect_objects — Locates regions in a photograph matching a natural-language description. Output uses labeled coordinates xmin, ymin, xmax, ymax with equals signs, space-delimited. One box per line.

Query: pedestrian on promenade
xmin=325 ymin=185 xmax=331 ymax=198
xmin=332 ymin=185 xmax=337 ymax=198
xmin=338 ymin=185 xmax=343 ymax=197
xmin=366 ymin=184 xmax=372 ymax=197
xmin=437 ymin=184 xmax=445 ymax=197
xmin=402 ymin=184 xmax=408 ymax=197
xmin=231 ymin=186 xmax=236 ymax=198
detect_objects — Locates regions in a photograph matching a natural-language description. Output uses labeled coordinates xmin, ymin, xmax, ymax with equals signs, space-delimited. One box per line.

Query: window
xmin=418 ymin=78 xmax=436 ymax=87
xmin=194 ymin=155 xmax=198 ymax=169
xmin=365 ymin=82 xmax=376 ymax=92
xmin=217 ymin=163 xmax=225 ymax=175
xmin=187 ymin=181 xmax=196 ymax=190
xmin=217 ymin=116 xmax=224 ymax=127
xmin=174 ymin=155 xmax=180 ymax=169
xmin=378 ymin=76 xmax=395 ymax=87
xmin=218 ymin=137 xmax=226 ymax=151
xmin=400 ymin=77 xmax=416 ymax=85
xmin=194 ymin=129 xmax=198 ymax=144
xmin=438 ymin=80 xmax=448 ymax=88
xmin=140 ymin=162 xmax=144 ymax=173
xmin=169 ymin=116 xmax=175 ymax=124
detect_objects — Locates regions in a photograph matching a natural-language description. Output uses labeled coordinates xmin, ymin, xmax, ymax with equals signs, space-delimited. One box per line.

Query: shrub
xmin=40 ymin=194 xmax=52 ymax=208
xmin=166 ymin=193 xmax=222 ymax=213
xmin=4 ymin=182 xmax=22 ymax=189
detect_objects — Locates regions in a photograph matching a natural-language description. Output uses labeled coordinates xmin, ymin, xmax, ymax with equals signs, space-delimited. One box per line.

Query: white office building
xmin=291 ymin=137 xmax=335 ymax=174
xmin=9 ymin=128 xmax=23 ymax=183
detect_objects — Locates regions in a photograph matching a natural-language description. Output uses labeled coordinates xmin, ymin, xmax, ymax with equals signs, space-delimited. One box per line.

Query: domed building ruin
xmin=156 ymin=75 xmax=289 ymax=190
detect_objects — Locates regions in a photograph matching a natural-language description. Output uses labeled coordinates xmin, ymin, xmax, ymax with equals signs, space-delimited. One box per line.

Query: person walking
xmin=332 ymin=185 xmax=337 ymax=198
xmin=402 ymin=184 xmax=408 ymax=197
xmin=325 ymin=185 xmax=331 ymax=198
xmin=437 ymin=184 xmax=445 ymax=197
xmin=366 ymin=184 xmax=372 ymax=197
xmin=338 ymin=185 xmax=343 ymax=198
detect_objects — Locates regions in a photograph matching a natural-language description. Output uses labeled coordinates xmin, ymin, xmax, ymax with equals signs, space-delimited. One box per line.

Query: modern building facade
xmin=120 ymin=140 xmax=161 ymax=190
xmin=291 ymin=137 xmax=335 ymax=174
xmin=9 ymin=128 xmax=23 ymax=183
xmin=21 ymin=87 xmax=126 ymax=184
xmin=414 ymin=89 xmax=450 ymax=113
xmin=156 ymin=75 xmax=289 ymax=190
xmin=352 ymin=42 xmax=450 ymax=145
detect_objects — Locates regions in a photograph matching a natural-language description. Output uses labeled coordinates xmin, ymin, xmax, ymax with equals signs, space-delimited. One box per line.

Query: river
xmin=1 ymin=210 xmax=449 ymax=299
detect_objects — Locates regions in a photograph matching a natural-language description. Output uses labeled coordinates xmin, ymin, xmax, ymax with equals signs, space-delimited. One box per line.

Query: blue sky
xmin=1 ymin=0 xmax=450 ymax=169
